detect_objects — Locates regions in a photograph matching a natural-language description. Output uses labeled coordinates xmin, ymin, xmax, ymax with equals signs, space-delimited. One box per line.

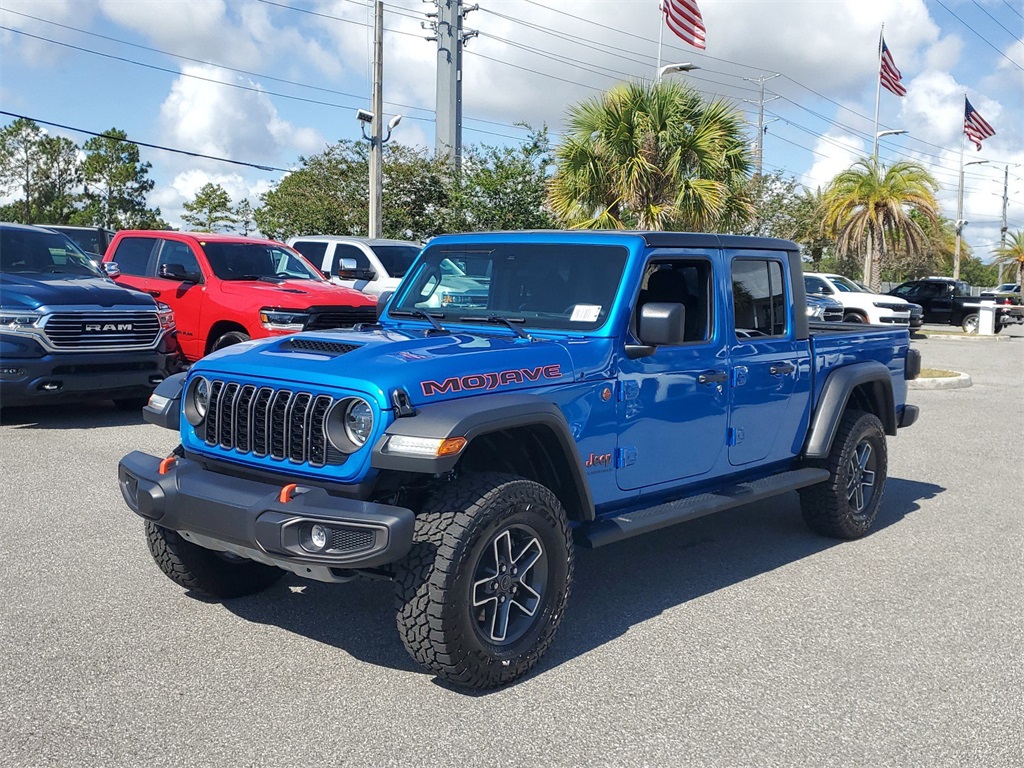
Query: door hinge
xmin=617 ymin=380 xmax=640 ymax=402
xmin=732 ymin=366 xmax=749 ymax=387
xmin=727 ymin=428 xmax=745 ymax=446
xmin=615 ymin=447 xmax=637 ymax=468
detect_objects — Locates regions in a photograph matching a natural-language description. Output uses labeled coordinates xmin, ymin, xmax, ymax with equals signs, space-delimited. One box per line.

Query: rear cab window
xmin=732 ymin=258 xmax=788 ymax=338
xmin=110 ymin=237 xmax=158 ymax=276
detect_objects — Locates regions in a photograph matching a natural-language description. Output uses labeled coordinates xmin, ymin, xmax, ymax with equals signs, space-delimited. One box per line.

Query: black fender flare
xmin=804 ymin=362 xmax=896 ymax=459
xmin=142 ymin=372 xmax=187 ymax=430
xmin=371 ymin=392 xmax=595 ymax=520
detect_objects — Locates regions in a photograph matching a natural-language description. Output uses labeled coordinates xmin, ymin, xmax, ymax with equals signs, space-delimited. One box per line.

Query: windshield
xmin=201 ymin=242 xmax=324 ymax=281
xmin=370 ymin=244 xmax=420 ymax=278
xmin=828 ymin=275 xmax=863 ymax=293
xmin=391 ymin=243 xmax=629 ymax=331
xmin=0 ymin=228 xmax=103 ymax=277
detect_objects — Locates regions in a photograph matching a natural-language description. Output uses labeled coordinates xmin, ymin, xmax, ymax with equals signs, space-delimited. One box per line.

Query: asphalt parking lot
xmin=1 ymin=327 xmax=1021 ymax=767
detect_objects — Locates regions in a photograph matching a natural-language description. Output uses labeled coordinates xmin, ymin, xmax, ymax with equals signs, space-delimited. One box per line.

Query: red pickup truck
xmin=102 ymin=231 xmax=377 ymax=362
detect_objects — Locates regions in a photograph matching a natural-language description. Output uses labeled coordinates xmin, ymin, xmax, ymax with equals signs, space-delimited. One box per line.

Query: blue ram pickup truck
xmin=119 ymin=231 xmax=921 ymax=689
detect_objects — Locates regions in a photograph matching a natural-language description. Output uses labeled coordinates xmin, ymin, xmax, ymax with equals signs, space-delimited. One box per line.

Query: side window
xmin=733 ymin=259 xmax=787 ymax=337
xmin=332 ymin=244 xmax=371 ymax=272
xmin=156 ymin=241 xmax=202 ymax=280
xmin=636 ymin=259 xmax=713 ymax=343
xmin=110 ymin=237 xmax=155 ymax=276
xmin=804 ymin=276 xmax=831 ymax=295
xmin=291 ymin=240 xmax=328 ymax=266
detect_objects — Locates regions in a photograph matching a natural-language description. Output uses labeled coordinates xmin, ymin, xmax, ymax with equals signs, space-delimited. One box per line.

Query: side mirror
xmin=336 ymin=258 xmax=376 ymax=281
xmin=159 ymin=263 xmax=197 ymax=282
xmin=103 ymin=262 xmax=121 ymax=278
xmin=377 ymin=290 xmax=394 ymax=320
xmin=638 ymin=302 xmax=686 ymax=346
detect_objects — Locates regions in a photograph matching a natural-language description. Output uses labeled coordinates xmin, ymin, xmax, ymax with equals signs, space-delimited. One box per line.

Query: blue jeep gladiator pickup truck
xmin=118 ymin=231 xmax=920 ymax=688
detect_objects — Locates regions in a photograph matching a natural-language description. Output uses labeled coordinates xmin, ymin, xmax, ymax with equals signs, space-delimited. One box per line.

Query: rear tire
xmin=210 ymin=331 xmax=250 ymax=352
xmin=961 ymin=314 xmax=979 ymax=334
xmin=145 ymin=521 xmax=283 ymax=599
xmin=393 ymin=473 xmax=573 ymax=689
xmin=799 ymin=410 xmax=887 ymax=540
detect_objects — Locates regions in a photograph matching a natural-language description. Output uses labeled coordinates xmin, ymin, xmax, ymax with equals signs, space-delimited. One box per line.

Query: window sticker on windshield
xmin=570 ymin=304 xmax=601 ymax=322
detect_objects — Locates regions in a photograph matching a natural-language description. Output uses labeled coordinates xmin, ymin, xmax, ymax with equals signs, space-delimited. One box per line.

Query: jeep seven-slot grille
xmin=201 ymin=381 xmax=342 ymax=467
xmin=42 ymin=311 xmax=161 ymax=349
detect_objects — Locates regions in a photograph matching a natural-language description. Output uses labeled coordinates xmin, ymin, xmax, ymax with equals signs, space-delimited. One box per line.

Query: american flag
xmin=662 ymin=0 xmax=706 ymax=50
xmin=879 ymin=38 xmax=906 ymax=97
xmin=964 ymin=97 xmax=995 ymax=150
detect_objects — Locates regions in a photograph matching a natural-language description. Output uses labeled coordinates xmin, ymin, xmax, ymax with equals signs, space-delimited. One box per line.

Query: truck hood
xmin=216 ymin=279 xmax=375 ymax=308
xmin=0 ymin=273 xmax=157 ymax=310
xmin=194 ymin=326 xmax=600 ymax=406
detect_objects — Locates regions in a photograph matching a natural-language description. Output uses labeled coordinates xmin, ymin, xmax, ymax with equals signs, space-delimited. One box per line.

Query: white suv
xmin=804 ymin=272 xmax=912 ymax=325
xmin=288 ymin=236 xmax=421 ymax=296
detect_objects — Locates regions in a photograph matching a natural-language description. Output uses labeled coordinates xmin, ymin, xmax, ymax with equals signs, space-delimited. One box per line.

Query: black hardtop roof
xmin=427 ymin=229 xmax=798 ymax=252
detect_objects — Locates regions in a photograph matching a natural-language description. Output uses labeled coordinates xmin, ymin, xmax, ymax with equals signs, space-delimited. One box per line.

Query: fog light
xmin=310 ymin=524 xmax=328 ymax=551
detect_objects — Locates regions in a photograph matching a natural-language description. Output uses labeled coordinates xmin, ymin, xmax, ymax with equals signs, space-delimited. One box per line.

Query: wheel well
xmin=456 ymin=426 xmax=588 ymax=522
xmin=847 ymin=381 xmax=896 ymax=435
xmin=205 ymin=321 xmax=250 ymax=354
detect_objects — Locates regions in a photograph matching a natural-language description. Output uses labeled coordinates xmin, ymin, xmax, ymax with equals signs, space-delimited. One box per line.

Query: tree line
xmin=2 ymin=80 xmax=1015 ymax=286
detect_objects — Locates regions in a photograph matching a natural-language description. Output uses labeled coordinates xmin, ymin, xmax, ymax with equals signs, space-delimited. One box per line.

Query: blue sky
xmin=1 ymin=0 xmax=1021 ymax=263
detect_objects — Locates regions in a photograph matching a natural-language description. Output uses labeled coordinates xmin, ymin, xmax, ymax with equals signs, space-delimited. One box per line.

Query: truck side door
xmin=151 ymin=240 xmax=207 ymax=360
xmin=727 ymin=252 xmax=811 ymax=466
xmin=615 ymin=252 xmax=730 ymax=490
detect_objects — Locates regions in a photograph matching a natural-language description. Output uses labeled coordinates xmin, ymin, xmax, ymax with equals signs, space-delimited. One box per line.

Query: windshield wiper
xmin=480 ymin=314 xmax=533 ymax=341
xmin=390 ymin=309 xmax=449 ymax=334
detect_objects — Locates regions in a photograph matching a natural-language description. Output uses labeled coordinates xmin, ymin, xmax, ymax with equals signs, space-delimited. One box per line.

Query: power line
xmin=0 ymin=110 xmax=291 ymax=172
xmin=933 ymin=0 xmax=1024 ymax=71
xmin=970 ymin=0 xmax=1024 ymax=43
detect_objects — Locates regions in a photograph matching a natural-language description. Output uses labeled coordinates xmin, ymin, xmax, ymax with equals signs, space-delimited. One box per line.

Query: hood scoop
xmin=280 ymin=337 xmax=362 ymax=356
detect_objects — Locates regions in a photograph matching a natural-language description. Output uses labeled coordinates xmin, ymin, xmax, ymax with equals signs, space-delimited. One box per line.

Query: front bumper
xmin=0 ymin=341 xmax=179 ymax=406
xmin=118 ymin=451 xmax=415 ymax=581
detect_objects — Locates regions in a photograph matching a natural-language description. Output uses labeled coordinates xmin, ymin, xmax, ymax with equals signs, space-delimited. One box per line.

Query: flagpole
xmin=656 ymin=2 xmax=664 ymax=80
xmin=871 ymin=24 xmax=884 ymax=163
xmin=954 ymin=94 xmax=967 ymax=281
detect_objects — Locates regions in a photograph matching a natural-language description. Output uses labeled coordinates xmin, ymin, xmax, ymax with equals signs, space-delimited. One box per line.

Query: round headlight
xmin=184 ymin=376 xmax=210 ymax=426
xmin=344 ymin=399 xmax=374 ymax=447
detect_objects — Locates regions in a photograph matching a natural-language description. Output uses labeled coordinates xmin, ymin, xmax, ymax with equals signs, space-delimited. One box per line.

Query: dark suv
xmin=0 ymin=223 xmax=178 ymax=409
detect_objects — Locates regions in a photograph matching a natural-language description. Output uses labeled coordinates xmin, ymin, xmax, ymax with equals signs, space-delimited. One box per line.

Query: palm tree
xmin=547 ymin=80 xmax=753 ymax=231
xmin=791 ymin=185 xmax=832 ymax=271
xmin=992 ymin=230 xmax=1024 ymax=288
xmin=820 ymin=158 xmax=939 ymax=291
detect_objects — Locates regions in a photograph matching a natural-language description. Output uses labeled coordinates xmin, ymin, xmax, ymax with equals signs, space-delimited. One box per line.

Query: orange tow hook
xmin=158 ymin=456 xmax=177 ymax=475
xmin=278 ymin=483 xmax=299 ymax=504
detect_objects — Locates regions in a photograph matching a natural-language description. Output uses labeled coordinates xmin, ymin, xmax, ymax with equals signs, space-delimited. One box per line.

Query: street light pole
xmin=873 ymin=129 xmax=907 ymax=164
xmin=954 ymin=148 xmax=988 ymax=281
xmin=368 ymin=0 xmax=384 ymax=239
xmin=658 ymin=62 xmax=699 ymax=81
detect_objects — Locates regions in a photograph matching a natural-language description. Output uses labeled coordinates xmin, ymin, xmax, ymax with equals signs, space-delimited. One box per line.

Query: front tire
xmin=145 ymin=521 xmax=283 ymax=599
xmin=843 ymin=312 xmax=867 ymax=324
xmin=210 ymin=330 xmax=250 ymax=352
xmin=799 ymin=410 xmax=887 ymax=539
xmin=393 ymin=473 xmax=573 ymax=689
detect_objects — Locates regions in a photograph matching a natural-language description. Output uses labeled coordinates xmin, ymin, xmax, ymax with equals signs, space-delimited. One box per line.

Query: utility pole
xmin=425 ymin=0 xmax=477 ymax=166
xmin=997 ymin=164 xmax=1009 ymax=283
xmin=742 ymin=74 xmax=779 ymax=176
xmin=368 ymin=0 xmax=384 ymax=238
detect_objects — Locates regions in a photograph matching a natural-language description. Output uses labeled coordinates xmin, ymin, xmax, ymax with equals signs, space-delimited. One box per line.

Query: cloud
xmin=157 ymin=64 xmax=326 ymax=163
xmin=0 ymin=0 xmax=88 ymax=65
xmin=801 ymin=133 xmax=866 ymax=190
